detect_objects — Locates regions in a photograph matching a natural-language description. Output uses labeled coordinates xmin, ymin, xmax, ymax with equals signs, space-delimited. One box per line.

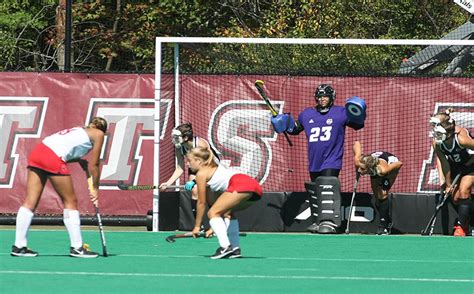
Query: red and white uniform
xmin=208 ymin=165 xmax=263 ymax=197
xmin=28 ymin=127 xmax=92 ymax=175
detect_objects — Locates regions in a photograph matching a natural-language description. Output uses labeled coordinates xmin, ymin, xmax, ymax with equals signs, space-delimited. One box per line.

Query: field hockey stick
xmin=80 ymin=161 xmax=108 ymax=257
xmin=165 ymin=232 xmax=247 ymax=243
xmin=421 ymin=173 xmax=461 ymax=236
xmin=345 ymin=172 xmax=361 ymax=234
xmin=86 ymin=176 xmax=108 ymax=256
xmin=117 ymin=181 xmax=184 ymax=191
xmin=255 ymin=80 xmax=293 ymax=147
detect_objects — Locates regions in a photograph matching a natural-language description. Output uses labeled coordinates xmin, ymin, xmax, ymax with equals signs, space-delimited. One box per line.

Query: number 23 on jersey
xmin=309 ymin=126 xmax=332 ymax=142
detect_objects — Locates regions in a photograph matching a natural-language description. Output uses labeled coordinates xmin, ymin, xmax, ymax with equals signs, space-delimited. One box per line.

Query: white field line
xmin=0 ymin=270 xmax=472 ymax=283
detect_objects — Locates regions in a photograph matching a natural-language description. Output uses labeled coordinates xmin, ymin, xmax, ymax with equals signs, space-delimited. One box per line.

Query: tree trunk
xmin=56 ymin=0 xmax=66 ymax=70
xmin=105 ymin=0 xmax=121 ymax=71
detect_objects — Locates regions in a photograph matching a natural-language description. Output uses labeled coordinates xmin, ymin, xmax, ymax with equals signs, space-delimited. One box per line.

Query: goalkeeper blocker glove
xmin=184 ymin=180 xmax=196 ymax=191
xmin=345 ymin=96 xmax=366 ymax=130
xmin=271 ymin=113 xmax=296 ymax=133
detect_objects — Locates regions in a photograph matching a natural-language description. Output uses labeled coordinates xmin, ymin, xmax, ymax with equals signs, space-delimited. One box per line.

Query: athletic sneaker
xmin=453 ymin=225 xmax=466 ymax=237
xmin=210 ymin=245 xmax=233 ymax=259
xmin=11 ymin=245 xmax=38 ymax=257
xmin=229 ymin=247 xmax=242 ymax=259
xmin=376 ymin=223 xmax=392 ymax=235
xmin=70 ymin=244 xmax=99 ymax=258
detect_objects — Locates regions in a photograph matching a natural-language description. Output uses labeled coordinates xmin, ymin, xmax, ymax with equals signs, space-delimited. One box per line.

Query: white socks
xmin=14 ymin=206 xmax=34 ymax=248
xmin=63 ymin=209 xmax=82 ymax=249
xmin=209 ymin=217 xmax=230 ymax=248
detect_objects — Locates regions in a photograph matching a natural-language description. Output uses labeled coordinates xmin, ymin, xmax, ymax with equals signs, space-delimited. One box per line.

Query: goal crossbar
xmin=156 ymin=37 xmax=474 ymax=46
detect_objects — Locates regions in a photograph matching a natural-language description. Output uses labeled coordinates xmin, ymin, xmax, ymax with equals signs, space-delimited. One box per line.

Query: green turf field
xmin=1 ymin=229 xmax=473 ymax=293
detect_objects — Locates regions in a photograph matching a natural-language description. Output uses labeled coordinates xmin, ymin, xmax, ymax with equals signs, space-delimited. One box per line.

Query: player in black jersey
xmin=353 ymin=141 xmax=403 ymax=235
xmin=430 ymin=109 xmax=474 ymax=236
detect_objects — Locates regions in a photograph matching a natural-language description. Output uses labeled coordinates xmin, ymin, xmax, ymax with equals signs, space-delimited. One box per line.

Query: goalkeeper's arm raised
xmin=345 ymin=96 xmax=367 ymax=130
xmin=271 ymin=113 xmax=303 ymax=135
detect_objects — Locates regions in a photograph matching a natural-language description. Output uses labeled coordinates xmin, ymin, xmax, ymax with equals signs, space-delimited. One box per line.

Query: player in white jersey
xmin=11 ymin=117 xmax=107 ymax=258
xmin=187 ymin=147 xmax=262 ymax=259
xmin=159 ymin=123 xmax=220 ymax=220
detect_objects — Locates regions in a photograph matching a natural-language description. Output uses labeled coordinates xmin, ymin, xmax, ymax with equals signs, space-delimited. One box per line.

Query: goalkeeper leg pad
xmin=305 ymin=177 xmax=342 ymax=234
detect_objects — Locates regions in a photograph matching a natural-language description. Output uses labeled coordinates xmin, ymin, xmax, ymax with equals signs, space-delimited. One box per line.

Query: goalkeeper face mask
xmin=171 ymin=129 xmax=185 ymax=148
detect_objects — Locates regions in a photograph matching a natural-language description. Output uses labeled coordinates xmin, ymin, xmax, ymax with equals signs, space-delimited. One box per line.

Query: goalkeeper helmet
xmin=314 ymin=84 xmax=335 ymax=113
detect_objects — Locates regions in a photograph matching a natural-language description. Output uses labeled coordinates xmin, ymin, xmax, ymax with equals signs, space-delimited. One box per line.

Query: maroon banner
xmin=0 ymin=73 xmax=159 ymax=215
xmin=1 ymin=73 xmax=472 ymax=215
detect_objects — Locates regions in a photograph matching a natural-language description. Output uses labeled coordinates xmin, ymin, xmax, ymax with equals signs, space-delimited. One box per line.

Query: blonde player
xmin=187 ymin=147 xmax=262 ymax=259
xmin=353 ymin=141 xmax=403 ymax=235
xmin=159 ymin=123 xmax=219 ymax=220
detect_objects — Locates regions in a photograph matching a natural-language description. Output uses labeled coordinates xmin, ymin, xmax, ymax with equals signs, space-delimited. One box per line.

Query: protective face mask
xmin=429 ymin=117 xmax=447 ymax=144
xmin=431 ymin=125 xmax=447 ymax=144
xmin=171 ymin=129 xmax=184 ymax=148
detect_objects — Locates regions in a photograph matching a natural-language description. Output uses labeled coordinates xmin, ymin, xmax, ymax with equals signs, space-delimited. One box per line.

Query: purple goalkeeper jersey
xmin=297 ymin=105 xmax=348 ymax=172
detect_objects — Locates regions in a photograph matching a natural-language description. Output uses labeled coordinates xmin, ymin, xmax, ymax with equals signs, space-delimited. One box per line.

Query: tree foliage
xmin=0 ymin=0 xmax=471 ymax=75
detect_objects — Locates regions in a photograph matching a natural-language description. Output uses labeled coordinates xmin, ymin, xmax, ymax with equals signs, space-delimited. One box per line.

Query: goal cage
xmin=153 ymin=37 xmax=474 ymax=231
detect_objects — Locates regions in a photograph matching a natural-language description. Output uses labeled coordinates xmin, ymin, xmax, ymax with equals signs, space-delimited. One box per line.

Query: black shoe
xmin=306 ymin=223 xmax=319 ymax=233
xmin=70 ymin=244 xmax=99 ymax=258
xmin=11 ymin=245 xmax=38 ymax=257
xmin=210 ymin=245 xmax=233 ymax=259
xmin=376 ymin=223 xmax=392 ymax=235
xmin=228 ymin=247 xmax=242 ymax=259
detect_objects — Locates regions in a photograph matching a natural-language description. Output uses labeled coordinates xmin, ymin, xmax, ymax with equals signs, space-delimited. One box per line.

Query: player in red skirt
xmin=11 ymin=117 xmax=107 ymax=258
xmin=187 ymin=147 xmax=262 ymax=259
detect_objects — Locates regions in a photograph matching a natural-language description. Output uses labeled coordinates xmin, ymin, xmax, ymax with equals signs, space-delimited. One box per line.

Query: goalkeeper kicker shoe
xmin=210 ymin=245 xmax=233 ymax=259
xmin=306 ymin=223 xmax=319 ymax=233
xmin=11 ymin=245 xmax=38 ymax=257
xmin=70 ymin=243 xmax=99 ymax=258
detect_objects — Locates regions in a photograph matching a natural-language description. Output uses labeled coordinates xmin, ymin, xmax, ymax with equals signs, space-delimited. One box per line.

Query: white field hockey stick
xmin=255 ymin=80 xmax=293 ymax=147
xmin=345 ymin=172 xmax=361 ymax=234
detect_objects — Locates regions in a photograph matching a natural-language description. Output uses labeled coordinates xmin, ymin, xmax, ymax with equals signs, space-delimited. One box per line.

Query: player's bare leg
xmin=11 ymin=168 xmax=46 ymax=257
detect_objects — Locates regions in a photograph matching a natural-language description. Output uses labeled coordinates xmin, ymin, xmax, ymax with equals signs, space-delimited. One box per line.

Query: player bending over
xmin=11 ymin=117 xmax=107 ymax=258
xmin=353 ymin=141 xmax=403 ymax=235
xmin=187 ymin=147 xmax=262 ymax=259
xmin=159 ymin=123 xmax=220 ymax=221
xmin=430 ymin=109 xmax=474 ymax=236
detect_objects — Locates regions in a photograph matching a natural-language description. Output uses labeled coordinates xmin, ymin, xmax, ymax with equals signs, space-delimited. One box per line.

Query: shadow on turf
xmin=198 ymin=255 xmax=265 ymax=259
xmin=21 ymin=253 xmax=117 ymax=258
